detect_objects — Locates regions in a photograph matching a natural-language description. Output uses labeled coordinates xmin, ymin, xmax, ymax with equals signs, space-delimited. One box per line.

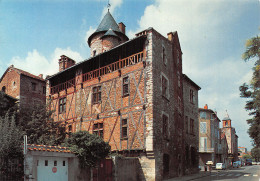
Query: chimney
xmin=59 ymin=55 xmax=76 ymax=72
xmin=204 ymin=104 xmax=208 ymax=109
xmin=118 ymin=22 xmax=126 ymax=34
xmin=167 ymin=32 xmax=173 ymax=42
xmin=38 ymin=74 xmax=43 ymax=79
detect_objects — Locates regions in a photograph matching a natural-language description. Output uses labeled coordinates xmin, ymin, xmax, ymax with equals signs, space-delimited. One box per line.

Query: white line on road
xmin=253 ymin=174 xmax=258 ymax=177
xmin=244 ymin=174 xmax=249 ymax=176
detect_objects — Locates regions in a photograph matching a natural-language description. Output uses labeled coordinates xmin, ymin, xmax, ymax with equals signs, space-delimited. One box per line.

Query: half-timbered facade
xmin=46 ymin=10 xmax=197 ymax=180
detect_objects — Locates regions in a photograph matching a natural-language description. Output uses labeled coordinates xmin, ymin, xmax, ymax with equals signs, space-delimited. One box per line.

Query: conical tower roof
xmin=88 ymin=11 xmax=128 ymax=46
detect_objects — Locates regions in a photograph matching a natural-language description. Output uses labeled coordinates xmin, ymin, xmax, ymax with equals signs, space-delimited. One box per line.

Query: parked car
xmin=245 ymin=159 xmax=252 ymax=166
xmin=257 ymin=162 xmax=260 ymax=165
xmin=237 ymin=161 xmax=242 ymax=167
xmin=233 ymin=162 xmax=239 ymax=168
xmin=216 ymin=163 xmax=226 ymax=170
xmin=252 ymin=162 xmax=257 ymax=165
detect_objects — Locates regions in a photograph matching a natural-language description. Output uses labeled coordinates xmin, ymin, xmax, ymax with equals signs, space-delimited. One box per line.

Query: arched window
xmin=1 ymin=86 xmax=6 ymax=93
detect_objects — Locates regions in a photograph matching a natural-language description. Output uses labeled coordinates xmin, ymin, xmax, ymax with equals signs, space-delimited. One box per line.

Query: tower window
xmin=161 ymin=74 xmax=169 ymax=98
xmin=59 ymin=97 xmax=66 ymax=113
xmin=190 ymin=89 xmax=195 ymax=103
xmin=93 ymin=123 xmax=103 ymax=138
xmin=121 ymin=118 xmax=128 ymax=139
xmin=32 ymin=82 xmax=36 ymax=91
xmin=122 ymin=76 xmax=129 ymax=96
xmin=162 ymin=46 xmax=167 ymax=64
xmin=93 ymin=86 xmax=101 ymax=104
xmin=162 ymin=114 xmax=169 ymax=139
xmin=190 ymin=119 xmax=194 ymax=134
xmin=43 ymin=86 xmax=46 ymax=94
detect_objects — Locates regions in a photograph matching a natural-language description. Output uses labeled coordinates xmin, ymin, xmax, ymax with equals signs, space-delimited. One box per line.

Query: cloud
xmin=8 ymin=48 xmax=84 ymax=78
xmin=128 ymin=0 xmax=255 ymax=149
xmin=84 ymin=26 xmax=96 ymax=47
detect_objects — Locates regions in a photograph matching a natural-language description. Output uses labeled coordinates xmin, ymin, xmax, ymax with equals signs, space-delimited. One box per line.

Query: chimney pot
xmin=38 ymin=74 xmax=43 ymax=79
xmin=204 ymin=104 xmax=208 ymax=109
xmin=167 ymin=32 xmax=173 ymax=42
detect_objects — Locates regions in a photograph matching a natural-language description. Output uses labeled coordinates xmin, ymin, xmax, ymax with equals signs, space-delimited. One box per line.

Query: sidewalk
xmin=164 ymin=170 xmax=218 ymax=181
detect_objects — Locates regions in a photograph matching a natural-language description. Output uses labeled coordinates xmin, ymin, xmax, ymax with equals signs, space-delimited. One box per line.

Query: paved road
xmin=194 ymin=165 xmax=260 ymax=181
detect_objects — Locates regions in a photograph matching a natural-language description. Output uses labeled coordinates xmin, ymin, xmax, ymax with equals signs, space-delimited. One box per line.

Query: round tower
xmin=88 ymin=10 xmax=128 ymax=57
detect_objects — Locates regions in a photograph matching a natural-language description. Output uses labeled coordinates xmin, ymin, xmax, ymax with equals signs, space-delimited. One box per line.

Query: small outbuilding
xmin=24 ymin=144 xmax=90 ymax=181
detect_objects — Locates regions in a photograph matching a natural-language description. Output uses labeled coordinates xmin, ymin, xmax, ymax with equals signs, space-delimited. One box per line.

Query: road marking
xmin=244 ymin=174 xmax=249 ymax=176
xmin=219 ymin=174 xmax=226 ymax=176
xmin=225 ymin=173 xmax=232 ymax=176
xmin=253 ymin=174 xmax=258 ymax=177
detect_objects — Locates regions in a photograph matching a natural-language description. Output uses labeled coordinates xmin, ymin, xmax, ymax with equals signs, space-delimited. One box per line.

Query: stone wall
xmin=183 ymin=76 xmax=199 ymax=174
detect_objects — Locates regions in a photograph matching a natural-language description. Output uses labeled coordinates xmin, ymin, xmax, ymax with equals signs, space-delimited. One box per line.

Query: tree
xmin=0 ymin=91 xmax=17 ymax=117
xmin=0 ymin=113 xmax=24 ymax=179
xmin=0 ymin=114 xmax=23 ymax=159
xmin=242 ymin=154 xmax=252 ymax=160
xmin=18 ymin=103 xmax=66 ymax=145
xmin=251 ymin=147 xmax=260 ymax=162
xmin=63 ymin=131 xmax=111 ymax=168
xmin=239 ymin=35 xmax=260 ymax=147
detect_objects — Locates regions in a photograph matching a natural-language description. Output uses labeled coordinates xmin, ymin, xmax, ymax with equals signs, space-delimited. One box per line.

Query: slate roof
xmin=96 ymin=11 xmax=121 ymax=33
xmin=222 ymin=117 xmax=231 ymax=121
xmin=101 ymin=28 xmax=120 ymax=39
xmin=27 ymin=144 xmax=72 ymax=153
xmin=88 ymin=10 xmax=128 ymax=45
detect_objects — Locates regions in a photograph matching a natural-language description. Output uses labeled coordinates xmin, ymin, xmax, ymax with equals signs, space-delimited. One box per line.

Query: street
xmin=194 ymin=165 xmax=260 ymax=181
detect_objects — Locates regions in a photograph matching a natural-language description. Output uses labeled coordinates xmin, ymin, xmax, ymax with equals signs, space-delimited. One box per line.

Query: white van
xmin=216 ymin=163 xmax=226 ymax=170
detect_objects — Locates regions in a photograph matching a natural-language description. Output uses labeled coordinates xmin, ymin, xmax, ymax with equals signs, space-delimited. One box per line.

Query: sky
xmin=0 ymin=0 xmax=259 ymax=151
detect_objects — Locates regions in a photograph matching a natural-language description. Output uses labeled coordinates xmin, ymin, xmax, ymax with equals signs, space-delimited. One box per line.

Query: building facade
xmin=198 ymin=104 xmax=221 ymax=170
xmin=183 ymin=74 xmax=200 ymax=174
xmin=221 ymin=115 xmax=239 ymax=165
xmin=46 ymin=11 xmax=199 ymax=180
xmin=0 ymin=65 xmax=46 ymax=109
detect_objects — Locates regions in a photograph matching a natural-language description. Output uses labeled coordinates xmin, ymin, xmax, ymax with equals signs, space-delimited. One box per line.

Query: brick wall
xmin=20 ymin=74 xmax=46 ymax=107
xmin=0 ymin=68 xmax=20 ymax=99
xmin=0 ymin=68 xmax=46 ymax=108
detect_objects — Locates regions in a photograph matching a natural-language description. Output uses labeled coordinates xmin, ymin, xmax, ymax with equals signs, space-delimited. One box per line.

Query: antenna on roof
xmin=225 ymin=110 xmax=229 ymax=118
xmin=107 ymin=0 xmax=111 ymax=12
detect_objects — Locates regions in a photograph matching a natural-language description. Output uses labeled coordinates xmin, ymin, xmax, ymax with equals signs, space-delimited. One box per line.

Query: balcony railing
xmin=82 ymin=51 xmax=144 ymax=82
xmin=51 ymin=78 xmax=75 ymax=94
xmin=199 ymin=147 xmax=214 ymax=153
xmin=50 ymin=51 xmax=144 ymax=94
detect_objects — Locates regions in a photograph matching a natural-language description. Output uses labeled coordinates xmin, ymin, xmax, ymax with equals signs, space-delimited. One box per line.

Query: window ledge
xmin=122 ymin=94 xmax=129 ymax=98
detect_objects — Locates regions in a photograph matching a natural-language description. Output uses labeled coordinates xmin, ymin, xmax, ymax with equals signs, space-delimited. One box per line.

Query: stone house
xmin=46 ymin=10 xmax=199 ymax=180
xmin=198 ymin=104 xmax=221 ymax=170
xmin=182 ymin=74 xmax=201 ymax=174
xmin=0 ymin=65 xmax=46 ymax=109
